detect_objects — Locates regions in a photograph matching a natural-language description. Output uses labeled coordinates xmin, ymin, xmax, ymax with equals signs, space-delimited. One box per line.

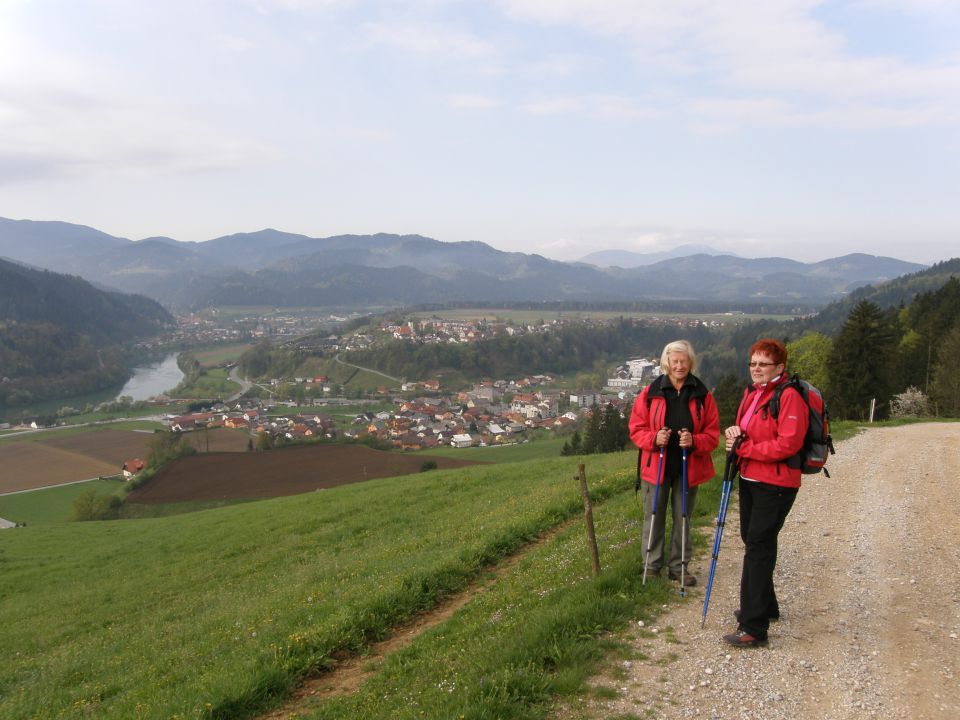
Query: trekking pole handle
xmin=726 ymin=435 xmax=743 ymax=464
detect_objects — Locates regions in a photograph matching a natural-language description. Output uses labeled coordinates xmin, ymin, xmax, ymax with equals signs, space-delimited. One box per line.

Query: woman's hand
xmin=678 ymin=428 xmax=692 ymax=449
xmin=724 ymin=425 xmax=742 ymax=452
xmin=655 ymin=427 xmax=672 ymax=448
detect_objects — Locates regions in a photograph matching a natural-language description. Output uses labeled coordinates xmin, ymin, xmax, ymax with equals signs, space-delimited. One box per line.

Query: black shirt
xmin=661 ymin=378 xmax=695 ymax=478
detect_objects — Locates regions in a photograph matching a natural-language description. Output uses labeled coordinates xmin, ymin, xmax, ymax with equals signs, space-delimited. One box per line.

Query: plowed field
xmin=0 ymin=427 xmax=253 ymax=494
xmin=125 ymin=444 xmax=482 ymax=504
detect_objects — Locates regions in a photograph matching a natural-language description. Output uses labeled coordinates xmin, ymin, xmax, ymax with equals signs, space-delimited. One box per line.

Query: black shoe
xmin=668 ymin=571 xmax=697 ymax=586
xmin=723 ymin=629 xmax=768 ymax=648
xmin=734 ymin=609 xmax=780 ymax=623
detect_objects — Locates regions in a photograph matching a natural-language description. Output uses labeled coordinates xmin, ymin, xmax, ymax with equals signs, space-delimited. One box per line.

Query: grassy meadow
xmin=174 ymin=367 xmax=240 ymax=399
xmin=0 ymin=478 xmax=125 ymax=526
xmin=0 ymin=420 xmax=867 ymax=720
xmin=0 ymin=449 xmax=642 ymax=719
xmin=190 ymin=343 xmax=254 ymax=366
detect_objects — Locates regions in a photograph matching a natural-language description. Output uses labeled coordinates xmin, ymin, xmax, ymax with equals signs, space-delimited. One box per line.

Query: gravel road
xmin=560 ymin=422 xmax=960 ymax=720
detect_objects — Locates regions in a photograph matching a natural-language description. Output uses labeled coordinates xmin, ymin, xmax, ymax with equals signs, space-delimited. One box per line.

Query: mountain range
xmin=579 ymin=244 xmax=739 ymax=267
xmin=0 ymin=217 xmax=928 ymax=311
xmin=0 ymin=257 xmax=174 ymax=343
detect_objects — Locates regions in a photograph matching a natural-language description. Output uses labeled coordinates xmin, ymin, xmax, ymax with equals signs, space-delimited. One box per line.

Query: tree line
xmin=238 ymin=269 xmax=960 ymax=423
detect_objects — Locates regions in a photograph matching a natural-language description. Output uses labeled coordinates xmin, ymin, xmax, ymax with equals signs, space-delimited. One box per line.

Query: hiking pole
xmin=680 ymin=432 xmax=689 ymax=598
xmin=701 ymin=436 xmax=742 ymax=627
xmin=642 ymin=445 xmax=666 ymax=585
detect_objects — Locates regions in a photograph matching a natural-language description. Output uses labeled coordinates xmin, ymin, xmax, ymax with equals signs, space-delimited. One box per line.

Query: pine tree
xmin=831 ymin=300 xmax=898 ymax=420
xmin=569 ymin=430 xmax=582 ymax=455
xmin=599 ymin=402 xmax=626 ymax=452
xmin=581 ymin=403 xmax=602 ymax=454
xmin=899 ymin=277 xmax=960 ymax=392
xmin=712 ymin=373 xmax=745 ymax=430
xmin=931 ymin=318 xmax=960 ymax=417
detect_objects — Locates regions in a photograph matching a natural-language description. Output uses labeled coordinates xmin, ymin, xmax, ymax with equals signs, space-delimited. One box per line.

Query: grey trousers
xmin=641 ymin=472 xmax=698 ymax=574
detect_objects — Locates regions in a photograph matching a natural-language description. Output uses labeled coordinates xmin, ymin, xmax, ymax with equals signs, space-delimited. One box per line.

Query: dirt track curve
xmin=559 ymin=422 xmax=960 ymax=720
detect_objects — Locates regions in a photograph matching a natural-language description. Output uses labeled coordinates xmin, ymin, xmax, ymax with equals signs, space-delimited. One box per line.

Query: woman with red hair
xmin=723 ymin=338 xmax=808 ymax=648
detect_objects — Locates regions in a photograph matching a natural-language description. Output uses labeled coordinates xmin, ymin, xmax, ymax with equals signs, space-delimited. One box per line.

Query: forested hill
xmin=802 ymin=257 xmax=960 ymax=335
xmin=0 ymin=258 xmax=173 ymax=342
xmin=0 ymin=259 xmax=175 ymax=411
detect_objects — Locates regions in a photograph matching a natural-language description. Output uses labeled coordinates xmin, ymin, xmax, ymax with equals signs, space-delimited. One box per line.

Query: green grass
xmin=175 ymin=367 xmax=240 ymax=399
xmin=0 ymin=424 xmax=892 ymax=719
xmin=0 ymin=478 xmax=125 ymax=525
xmin=119 ymin=497 xmax=261 ymax=519
xmin=191 ymin=343 xmax=254 ymax=367
xmin=0 ymin=451 xmax=639 ymax=720
xmin=425 ymin=435 xmax=567 ymax=463
xmin=292 ymin=470 xmax=673 ymax=720
xmin=0 ymin=420 xmax=162 ymax=446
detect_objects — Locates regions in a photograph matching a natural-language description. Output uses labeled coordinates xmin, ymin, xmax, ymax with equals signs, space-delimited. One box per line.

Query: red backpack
xmin=769 ymin=374 xmax=835 ymax=477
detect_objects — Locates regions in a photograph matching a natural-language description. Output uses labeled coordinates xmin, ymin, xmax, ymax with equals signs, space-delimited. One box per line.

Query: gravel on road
xmin=558 ymin=422 xmax=960 ymax=720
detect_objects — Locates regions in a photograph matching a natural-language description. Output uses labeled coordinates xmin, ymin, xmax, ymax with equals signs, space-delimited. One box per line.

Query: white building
xmin=451 ymin=433 xmax=474 ymax=448
xmin=627 ymin=358 xmax=659 ymax=381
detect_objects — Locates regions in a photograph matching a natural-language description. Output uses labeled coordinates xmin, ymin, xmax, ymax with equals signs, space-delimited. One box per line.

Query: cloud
xmin=591 ymin=95 xmax=660 ymax=120
xmin=0 ymin=67 xmax=278 ymax=184
xmin=214 ymin=34 xmax=259 ymax=52
xmin=520 ymin=96 xmax=583 ymax=115
xmin=248 ymin=0 xmax=353 ymax=13
xmin=449 ymin=93 xmax=500 ymax=109
xmin=362 ymin=20 xmax=497 ymax=59
xmin=518 ymin=94 xmax=658 ymax=120
xmin=496 ymin=0 xmax=960 ymax=129
xmin=0 ymin=6 xmax=280 ymax=184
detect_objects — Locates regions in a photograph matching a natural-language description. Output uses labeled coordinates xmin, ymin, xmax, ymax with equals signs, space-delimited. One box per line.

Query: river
xmin=0 ymin=353 xmax=185 ymax=420
xmin=115 ymin=353 xmax=184 ymax=401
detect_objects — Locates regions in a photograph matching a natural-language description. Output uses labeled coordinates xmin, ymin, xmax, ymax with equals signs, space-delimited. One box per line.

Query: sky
xmin=1 ymin=0 xmax=958 ymax=265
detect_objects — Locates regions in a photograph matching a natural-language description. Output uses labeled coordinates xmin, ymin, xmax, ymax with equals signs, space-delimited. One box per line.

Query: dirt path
xmin=559 ymin=422 xmax=960 ymax=720
xmin=258 ymin=522 xmax=573 ymax=719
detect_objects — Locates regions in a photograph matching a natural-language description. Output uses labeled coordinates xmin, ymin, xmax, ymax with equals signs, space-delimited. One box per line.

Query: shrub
xmin=420 ymin=460 xmax=439 ymax=472
xmin=71 ymin=490 xmax=122 ymax=521
xmin=890 ymin=386 xmax=932 ymax=418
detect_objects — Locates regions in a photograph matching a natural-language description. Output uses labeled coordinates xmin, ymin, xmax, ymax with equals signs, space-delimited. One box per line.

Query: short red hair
xmin=749 ymin=338 xmax=787 ymax=365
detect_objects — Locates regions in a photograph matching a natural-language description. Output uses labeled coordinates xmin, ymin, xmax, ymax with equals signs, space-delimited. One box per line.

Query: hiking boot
xmin=734 ymin=609 xmax=779 ymax=623
xmin=643 ymin=566 xmax=661 ymax=578
xmin=668 ymin=571 xmax=697 ymax=586
xmin=723 ymin=629 xmax=768 ymax=648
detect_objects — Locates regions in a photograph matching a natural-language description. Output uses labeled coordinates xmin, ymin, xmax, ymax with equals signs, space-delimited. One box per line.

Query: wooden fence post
xmin=576 ymin=463 xmax=601 ymax=576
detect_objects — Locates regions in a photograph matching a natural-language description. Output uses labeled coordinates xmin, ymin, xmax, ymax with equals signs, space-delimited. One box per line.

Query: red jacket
xmin=734 ymin=373 xmax=809 ymax=488
xmin=629 ymin=374 xmax=719 ymax=487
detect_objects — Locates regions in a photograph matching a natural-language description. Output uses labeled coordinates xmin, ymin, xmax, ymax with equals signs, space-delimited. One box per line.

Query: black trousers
xmin=738 ymin=478 xmax=798 ymax=638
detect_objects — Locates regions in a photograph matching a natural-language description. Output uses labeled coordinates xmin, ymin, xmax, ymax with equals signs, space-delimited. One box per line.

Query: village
xmin=161 ymin=356 xmax=664 ymax=451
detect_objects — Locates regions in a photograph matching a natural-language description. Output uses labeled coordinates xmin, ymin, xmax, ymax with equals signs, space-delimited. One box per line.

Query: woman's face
xmin=749 ymin=351 xmax=784 ymax=385
xmin=667 ymin=351 xmax=691 ymax=384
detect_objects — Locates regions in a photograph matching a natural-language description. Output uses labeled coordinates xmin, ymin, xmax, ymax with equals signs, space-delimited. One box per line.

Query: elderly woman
xmin=723 ymin=338 xmax=809 ymax=648
xmin=629 ymin=340 xmax=719 ymax=585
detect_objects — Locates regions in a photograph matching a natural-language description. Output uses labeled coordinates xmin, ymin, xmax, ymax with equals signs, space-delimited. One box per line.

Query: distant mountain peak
xmin=579 ymin=244 xmax=736 ymax=268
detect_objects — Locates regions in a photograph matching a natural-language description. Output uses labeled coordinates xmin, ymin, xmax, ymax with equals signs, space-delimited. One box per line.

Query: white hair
xmin=659 ymin=340 xmax=697 ymax=374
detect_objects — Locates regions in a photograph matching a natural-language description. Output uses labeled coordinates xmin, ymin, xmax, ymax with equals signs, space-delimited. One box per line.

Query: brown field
xmin=0 ymin=443 xmax=121 ymax=494
xmin=126 ymin=444 xmax=483 ymax=504
xmin=0 ymin=427 xmax=252 ymax=494
xmin=40 ymin=429 xmax=154 ymax=464
xmin=181 ymin=428 xmax=254 ymax=453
